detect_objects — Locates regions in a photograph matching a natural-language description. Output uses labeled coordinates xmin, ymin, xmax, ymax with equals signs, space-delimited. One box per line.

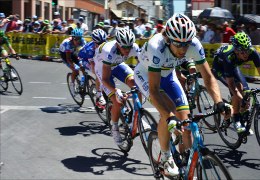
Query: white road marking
xmin=0 ymin=109 xmax=9 ymax=114
xmin=29 ymin=82 xmax=52 ymax=84
xmin=32 ymin=97 xmax=67 ymax=100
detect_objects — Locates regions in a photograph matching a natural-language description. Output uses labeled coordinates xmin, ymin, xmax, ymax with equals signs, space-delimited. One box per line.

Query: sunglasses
xmin=121 ymin=45 xmax=132 ymax=49
xmin=73 ymin=37 xmax=82 ymax=41
xmin=170 ymin=39 xmax=192 ymax=48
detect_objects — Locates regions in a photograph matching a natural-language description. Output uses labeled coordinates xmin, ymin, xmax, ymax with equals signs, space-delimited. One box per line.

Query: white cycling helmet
xmin=115 ymin=28 xmax=135 ymax=46
xmin=91 ymin=28 xmax=107 ymax=44
xmin=165 ymin=13 xmax=196 ymax=42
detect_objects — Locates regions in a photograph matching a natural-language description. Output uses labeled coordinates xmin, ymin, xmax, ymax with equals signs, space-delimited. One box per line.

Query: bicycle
xmin=147 ymin=110 xmax=233 ymax=180
xmin=106 ymin=86 xmax=158 ymax=154
xmin=67 ymin=70 xmax=96 ymax=107
xmin=0 ymin=56 xmax=23 ymax=95
xmin=185 ymin=72 xmax=216 ymax=131
xmin=215 ymin=88 xmax=260 ymax=149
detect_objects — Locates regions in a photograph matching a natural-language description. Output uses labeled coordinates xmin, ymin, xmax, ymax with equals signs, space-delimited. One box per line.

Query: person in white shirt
xmin=78 ymin=17 xmax=89 ymax=35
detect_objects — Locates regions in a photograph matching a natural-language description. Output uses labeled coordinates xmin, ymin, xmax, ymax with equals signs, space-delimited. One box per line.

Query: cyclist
xmin=78 ymin=28 xmax=107 ymax=108
xmin=94 ymin=28 xmax=140 ymax=146
xmin=134 ymin=13 xmax=230 ymax=177
xmin=59 ymin=28 xmax=86 ymax=93
xmin=0 ymin=30 xmax=19 ymax=79
xmin=212 ymin=32 xmax=260 ymax=133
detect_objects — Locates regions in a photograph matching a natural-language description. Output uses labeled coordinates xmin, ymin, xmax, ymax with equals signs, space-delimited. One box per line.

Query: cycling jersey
xmin=134 ymin=33 xmax=206 ymax=111
xmin=59 ymin=37 xmax=86 ymax=68
xmin=78 ymin=41 xmax=96 ymax=71
xmin=94 ymin=40 xmax=140 ymax=97
xmin=212 ymin=45 xmax=260 ymax=90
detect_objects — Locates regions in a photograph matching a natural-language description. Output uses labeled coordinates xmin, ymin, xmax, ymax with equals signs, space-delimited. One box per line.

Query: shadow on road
xmin=61 ymin=148 xmax=152 ymax=177
xmin=55 ymin=120 xmax=111 ymax=137
xmin=40 ymin=103 xmax=97 ymax=115
xmin=206 ymin=144 xmax=260 ymax=170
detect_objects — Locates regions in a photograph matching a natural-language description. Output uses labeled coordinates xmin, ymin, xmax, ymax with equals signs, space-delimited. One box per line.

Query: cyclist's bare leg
xmin=126 ymin=76 xmax=142 ymax=103
xmin=110 ymin=94 xmax=122 ymax=123
xmin=231 ymin=83 xmax=243 ymax=114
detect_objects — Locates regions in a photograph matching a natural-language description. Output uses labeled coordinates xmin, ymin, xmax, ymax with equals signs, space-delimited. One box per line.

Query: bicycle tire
xmin=195 ymin=148 xmax=233 ymax=180
xmin=214 ymin=99 xmax=242 ymax=149
xmin=138 ymin=109 xmax=158 ymax=154
xmin=0 ymin=74 xmax=8 ymax=92
xmin=147 ymin=131 xmax=164 ymax=180
xmin=66 ymin=73 xmax=84 ymax=106
xmin=254 ymin=107 xmax=260 ymax=146
xmin=86 ymin=75 xmax=96 ymax=106
xmin=9 ymin=66 xmax=23 ymax=95
xmin=196 ymin=86 xmax=216 ymax=131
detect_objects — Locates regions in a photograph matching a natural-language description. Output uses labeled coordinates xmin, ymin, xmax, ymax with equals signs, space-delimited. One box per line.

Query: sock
xmin=161 ymin=149 xmax=171 ymax=162
xmin=111 ymin=121 xmax=119 ymax=131
xmin=97 ymin=91 xmax=102 ymax=98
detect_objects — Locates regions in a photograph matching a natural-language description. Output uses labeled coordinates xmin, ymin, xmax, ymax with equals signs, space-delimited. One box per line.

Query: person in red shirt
xmin=222 ymin=21 xmax=236 ymax=43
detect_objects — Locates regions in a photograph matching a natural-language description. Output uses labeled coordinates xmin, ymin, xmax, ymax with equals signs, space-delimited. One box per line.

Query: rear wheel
xmin=254 ymin=108 xmax=260 ymax=146
xmin=67 ymin=73 xmax=85 ymax=106
xmin=196 ymin=86 xmax=216 ymax=131
xmin=9 ymin=66 xmax=23 ymax=95
xmin=86 ymin=75 xmax=96 ymax=106
xmin=0 ymin=72 xmax=8 ymax=92
xmin=138 ymin=109 xmax=158 ymax=154
xmin=195 ymin=149 xmax=232 ymax=180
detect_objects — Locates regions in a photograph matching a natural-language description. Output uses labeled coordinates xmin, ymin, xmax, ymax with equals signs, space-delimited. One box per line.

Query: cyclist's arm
xmin=226 ymin=76 xmax=243 ymax=100
xmin=6 ymin=43 xmax=16 ymax=55
xmin=196 ymin=60 xmax=222 ymax=103
xmin=65 ymin=51 xmax=74 ymax=68
xmin=148 ymin=70 xmax=174 ymax=118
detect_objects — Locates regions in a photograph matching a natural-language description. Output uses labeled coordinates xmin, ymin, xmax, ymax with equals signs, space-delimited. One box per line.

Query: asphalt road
xmin=0 ymin=58 xmax=260 ymax=179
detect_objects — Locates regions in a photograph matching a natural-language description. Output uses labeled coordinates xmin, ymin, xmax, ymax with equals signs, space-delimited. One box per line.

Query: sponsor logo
xmin=199 ymin=48 xmax=205 ymax=56
xmin=153 ymin=56 xmax=160 ymax=64
xmin=108 ymin=54 xmax=112 ymax=60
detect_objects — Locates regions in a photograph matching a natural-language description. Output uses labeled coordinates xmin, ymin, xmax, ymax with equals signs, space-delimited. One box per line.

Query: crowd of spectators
xmin=196 ymin=18 xmax=260 ymax=45
xmin=0 ymin=11 xmax=259 ymax=45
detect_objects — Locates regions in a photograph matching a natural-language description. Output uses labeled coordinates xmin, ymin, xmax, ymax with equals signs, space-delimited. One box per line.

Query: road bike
xmin=185 ymin=72 xmax=216 ymax=131
xmin=147 ymin=111 xmax=233 ymax=180
xmin=67 ymin=70 xmax=96 ymax=106
xmin=106 ymin=86 xmax=158 ymax=154
xmin=215 ymin=88 xmax=260 ymax=149
xmin=0 ymin=56 xmax=23 ymax=95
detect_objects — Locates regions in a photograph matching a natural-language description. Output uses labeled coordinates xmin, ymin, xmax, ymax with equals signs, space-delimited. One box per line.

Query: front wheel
xmin=196 ymin=86 xmax=216 ymax=131
xmin=138 ymin=109 xmax=158 ymax=154
xmin=0 ymin=72 xmax=8 ymax=92
xmin=196 ymin=149 xmax=233 ymax=180
xmin=9 ymin=66 xmax=23 ymax=95
xmin=254 ymin=107 xmax=260 ymax=146
xmin=67 ymin=73 xmax=85 ymax=106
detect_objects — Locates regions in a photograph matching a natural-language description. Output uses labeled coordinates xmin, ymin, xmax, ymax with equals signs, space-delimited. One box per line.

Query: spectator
xmin=31 ymin=15 xmax=38 ymax=26
xmin=60 ymin=20 xmax=68 ymax=33
xmin=248 ymin=23 xmax=260 ymax=45
xmin=221 ymin=21 xmax=236 ymax=43
xmin=13 ymin=20 xmax=23 ymax=32
xmin=154 ymin=23 xmax=164 ymax=34
xmin=6 ymin=15 xmax=18 ymax=32
xmin=107 ymin=20 xmax=118 ymax=39
xmin=67 ymin=18 xmax=76 ymax=29
xmin=23 ymin=19 xmax=32 ymax=33
xmin=0 ymin=13 xmax=9 ymax=32
xmin=141 ymin=23 xmax=155 ymax=39
xmin=53 ymin=12 xmax=62 ymax=25
xmin=78 ymin=17 xmax=89 ymax=35
xmin=52 ymin=19 xmax=62 ymax=34
xmin=32 ymin=21 xmax=41 ymax=33
xmin=210 ymin=25 xmax=222 ymax=43
xmin=103 ymin=20 xmax=111 ymax=34
xmin=128 ymin=21 xmax=138 ymax=37
xmin=134 ymin=18 xmax=146 ymax=38
xmin=201 ymin=22 xmax=215 ymax=43
xmin=38 ymin=20 xmax=52 ymax=34
xmin=118 ymin=21 xmax=125 ymax=28
xmin=236 ymin=23 xmax=246 ymax=33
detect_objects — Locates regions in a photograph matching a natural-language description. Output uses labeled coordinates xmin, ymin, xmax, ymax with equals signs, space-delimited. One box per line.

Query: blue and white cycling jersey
xmin=78 ymin=41 xmax=96 ymax=71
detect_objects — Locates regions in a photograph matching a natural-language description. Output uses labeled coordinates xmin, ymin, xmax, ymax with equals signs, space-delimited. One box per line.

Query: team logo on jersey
xmin=153 ymin=56 xmax=160 ymax=64
xmin=199 ymin=48 xmax=205 ymax=56
xmin=108 ymin=54 xmax=112 ymax=60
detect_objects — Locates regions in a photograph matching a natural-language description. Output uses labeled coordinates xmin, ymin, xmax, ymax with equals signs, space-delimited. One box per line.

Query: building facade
xmin=0 ymin=0 xmax=105 ymax=30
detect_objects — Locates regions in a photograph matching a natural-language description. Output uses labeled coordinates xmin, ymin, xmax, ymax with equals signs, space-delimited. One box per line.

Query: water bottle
xmin=80 ymin=75 xmax=85 ymax=86
xmin=190 ymin=83 xmax=195 ymax=95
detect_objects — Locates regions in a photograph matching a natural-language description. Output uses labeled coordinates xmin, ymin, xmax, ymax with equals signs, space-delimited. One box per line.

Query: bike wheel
xmin=147 ymin=131 xmax=164 ymax=179
xmin=196 ymin=86 xmax=216 ymax=131
xmin=86 ymin=75 xmax=96 ymax=106
xmin=9 ymin=66 xmax=23 ymax=95
xmin=138 ymin=109 xmax=158 ymax=154
xmin=254 ymin=107 xmax=260 ymax=146
xmin=214 ymin=99 xmax=242 ymax=150
xmin=0 ymin=74 xmax=8 ymax=92
xmin=67 ymin=73 xmax=84 ymax=106
xmin=195 ymin=148 xmax=232 ymax=180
